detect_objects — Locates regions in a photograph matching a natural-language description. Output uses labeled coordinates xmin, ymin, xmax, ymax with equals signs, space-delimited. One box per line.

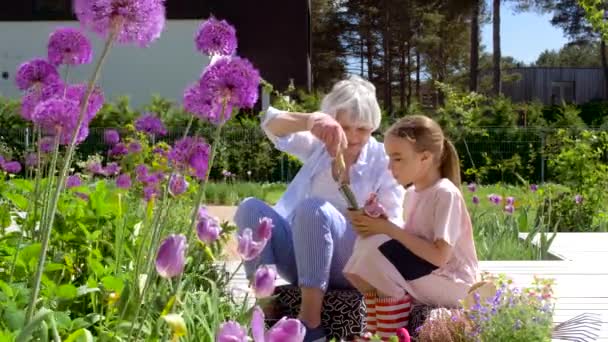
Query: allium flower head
xmin=64 ymin=83 xmax=105 ymax=122
xmin=195 ymin=17 xmax=237 ymax=56
xmin=74 ymin=0 xmax=167 ymax=47
xmin=183 ymin=82 xmax=215 ymax=122
xmin=38 ymin=136 xmax=55 ymax=153
xmin=135 ymin=113 xmax=167 ymax=136
xmin=128 ymin=141 xmax=142 ymax=154
xmin=2 ymin=161 xmax=22 ymax=174
xmin=47 ymin=27 xmax=93 ymax=66
xmin=104 ymin=129 xmax=120 ymax=145
xmin=575 ymin=194 xmax=583 ymax=204
xmin=21 ymin=82 xmax=64 ymax=121
xmin=109 ymin=143 xmax=128 ymax=157
xmin=168 ymin=137 xmax=210 ymax=180
xmin=66 ymin=174 xmax=82 ymax=188
xmin=488 ymin=194 xmax=502 ymax=205
xmin=15 ymin=58 xmax=60 ymax=91
xmin=467 ymin=182 xmax=477 ymax=192
xmin=25 ymin=153 xmax=38 ymax=168
xmin=530 ymin=184 xmax=538 ymax=192
xmin=194 ymin=56 xmax=260 ymax=124
xmin=169 ymin=173 xmax=188 ymax=196
xmin=472 ymin=195 xmax=480 ymax=205
xmin=116 ymin=173 xmax=132 ymax=189
xmin=103 ymin=162 xmax=120 ymax=176
xmin=32 ymin=97 xmax=89 ymax=144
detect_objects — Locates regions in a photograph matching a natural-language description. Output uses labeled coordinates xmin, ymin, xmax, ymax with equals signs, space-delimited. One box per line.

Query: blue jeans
xmin=234 ymin=197 xmax=356 ymax=291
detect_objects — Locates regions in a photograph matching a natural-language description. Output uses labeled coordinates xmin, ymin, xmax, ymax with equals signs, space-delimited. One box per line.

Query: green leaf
xmin=71 ymin=314 xmax=101 ymax=330
xmin=0 ymin=280 xmax=14 ymax=297
xmin=19 ymin=243 xmax=41 ymax=266
xmin=15 ymin=307 xmax=53 ymax=342
xmin=45 ymin=263 xmax=65 ymax=272
xmin=53 ymin=311 xmax=72 ymax=332
xmin=77 ymin=286 xmax=100 ymax=297
xmin=57 ymin=284 xmax=78 ymax=300
xmin=4 ymin=192 xmax=29 ymax=211
xmin=101 ymin=276 xmax=124 ymax=293
xmin=3 ymin=306 xmax=25 ymax=330
xmin=10 ymin=179 xmax=34 ymax=192
xmin=64 ymin=328 xmax=93 ymax=342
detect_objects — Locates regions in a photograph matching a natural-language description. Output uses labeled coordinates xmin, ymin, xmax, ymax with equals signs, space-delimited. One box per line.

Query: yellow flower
xmin=163 ymin=313 xmax=187 ymax=341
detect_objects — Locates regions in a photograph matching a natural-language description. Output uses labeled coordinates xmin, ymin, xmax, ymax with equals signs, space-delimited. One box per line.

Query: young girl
xmin=343 ymin=115 xmax=479 ymax=340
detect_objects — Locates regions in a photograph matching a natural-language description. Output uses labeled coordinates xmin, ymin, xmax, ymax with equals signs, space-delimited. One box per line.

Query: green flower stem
xmin=181 ymin=115 xmax=194 ymax=140
xmin=25 ymin=30 xmax=116 ymax=324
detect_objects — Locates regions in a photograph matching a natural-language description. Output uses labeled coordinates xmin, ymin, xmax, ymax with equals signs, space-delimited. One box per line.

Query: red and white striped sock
xmin=376 ymin=293 xmax=412 ymax=340
xmin=364 ymin=291 xmax=377 ymax=335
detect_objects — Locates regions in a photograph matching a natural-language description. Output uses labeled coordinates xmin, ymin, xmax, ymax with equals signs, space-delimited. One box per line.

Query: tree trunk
xmin=407 ymin=41 xmax=412 ymax=108
xmin=470 ymin=0 xmax=480 ymax=92
xmin=601 ymin=40 xmax=608 ymax=99
xmin=399 ymin=42 xmax=406 ymax=110
xmin=382 ymin=2 xmax=392 ymax=114
xmin=366 ymin=36 xmax=373 ymax=81
xmin=360 ymin=36 xmax=365 ymax=77
xmin=492 ymin=0 xmax=502 ymax=96
xmin=416 ymin=49 xmax=421 ymax=102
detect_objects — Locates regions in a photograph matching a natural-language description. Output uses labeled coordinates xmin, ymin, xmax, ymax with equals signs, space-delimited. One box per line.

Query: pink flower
xmin=363 ymin=193 xmax=387 ymax=218
xmin=237 ymin=228 xmax=267 ymax=261
xmin=257 ymin=217 xmax=273 ymax=241
xmin=217 ymin=321 xmax=247 ymax=342
xmin=249 ymin=306 xmax=306 ymax=342
xmin=253 ymin=265 xmax=276 ymax=298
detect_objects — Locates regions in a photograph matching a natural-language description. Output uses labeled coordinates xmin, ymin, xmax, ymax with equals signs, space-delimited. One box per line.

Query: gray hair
xmin=320 ymin=75 xmax=382 ymax=131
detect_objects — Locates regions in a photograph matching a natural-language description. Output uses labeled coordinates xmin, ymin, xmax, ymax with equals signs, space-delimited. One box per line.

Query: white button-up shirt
xmin=261 ymin=106 xmax=405 ymax=227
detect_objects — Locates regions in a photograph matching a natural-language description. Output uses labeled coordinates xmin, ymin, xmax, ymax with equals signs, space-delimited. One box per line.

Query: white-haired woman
xmin=234 ymin=76 xmax=404 ymax=341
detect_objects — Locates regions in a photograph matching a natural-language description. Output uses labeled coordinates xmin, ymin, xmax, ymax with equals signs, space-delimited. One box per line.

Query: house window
xmin=550 ymin=81 xmax=575 ymax=104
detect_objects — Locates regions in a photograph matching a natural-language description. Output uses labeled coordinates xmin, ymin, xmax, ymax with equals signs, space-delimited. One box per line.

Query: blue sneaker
xmin=303 ymin=323 xmax=326 ymax=342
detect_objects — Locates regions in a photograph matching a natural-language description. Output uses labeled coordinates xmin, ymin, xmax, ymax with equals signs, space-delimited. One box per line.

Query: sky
xmin=481 ymin=1 xmax=570 ymax=64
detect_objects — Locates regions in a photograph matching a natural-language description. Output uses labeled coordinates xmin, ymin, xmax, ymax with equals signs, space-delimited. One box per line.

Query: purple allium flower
xmin=103 ymin=162 xmax=120 ymax=176
xmin=253 ymin=265 xmax=276 ymax=298
xmin=116 ymin=173 xmax=132 ymax=189
xmin=183 ymin=82 xmax=215 ymax=122
xmin=104 ymin=129 xmax=120 ymax=145
xmin=64 ymin=83 xmax=105 ymax=122
xmin=15 ymin=58 xmax=60 ymax=91
xmin=575 ymin=194 xmax=583 ymax=204
xmin=47 ymin=27 xmax=93 ymax=66
xmin=74 ymin=0 xmax=166 ymax=47
xmin=38 ymin=136 xmax=55 ymax=153
xmin=135 ymin=164 xmax=149 ymax=180
xmin=155 ymin=234 xmax=187 ymax=279
xmin=530 ymin=184 xmax=538 ymax=192
xmin=143 ymin=185 xmax=159 ymax=202
xmin=20 ymin=82 xmax=64 ymax=121
xmin=506 ymin=196 xmax=515 ymax=206
xmin=467 ymin=182 xmax=477 ymax=192
xmin=504 ymin=204 xmax=514 ymax=214
xmin=488 ymin=194 xmax=502 ymax=205
xmin=2 ymin=161 xmax=22 ymax=174
xmin=135 ymin=113 xmax=167 ymax=136
xmin=472 ymin=195 xmax=480 ymax=205
xmin=25 ymin=153 xmax=38 ymax=168
xmin=128 ymin=141 xmax=142 ymax=154
xmin=66 ymin=174 xmax=82 ymax=188
xmin=32 ymin=97 xmax=89 ymax=144
xmin=168 ymin=137 xmax=211 ymax=180
xmin=152 ymin=146 xmax=166 ymax=157
xmin=87 ymin=161 xmax=104 ymax=175
xmin=109 ymin=143 xmax=128 ymax=157
xmin=196 ymin=215 xmax=222 ymax=244
xmin=197 ymin=56 xmax=260 ymax=123
xmin=195 ymin=17 xmax=237 ymax=56
xmin=217 ymin=321 xmax=247 ymax=342
xmin=168 ymin=174 xmax=188 ymax=196
xmin=237 ymin=228 xmax=267 ymax=261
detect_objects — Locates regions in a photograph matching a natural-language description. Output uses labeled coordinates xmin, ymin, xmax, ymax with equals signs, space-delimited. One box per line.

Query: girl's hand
xmin=346 ymin=209 xmax=395 ymax=238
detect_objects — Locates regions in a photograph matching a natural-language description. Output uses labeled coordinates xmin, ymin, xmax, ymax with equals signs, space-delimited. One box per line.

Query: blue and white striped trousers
xmin=234 ymin=197 xmax=356 ymax=292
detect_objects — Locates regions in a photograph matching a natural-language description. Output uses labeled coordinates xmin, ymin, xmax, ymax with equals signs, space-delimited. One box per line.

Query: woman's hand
xmin=346 ymin=209 xmax=396 ymax=238
xmin=309 ymin=113 xmax=348 ymax=158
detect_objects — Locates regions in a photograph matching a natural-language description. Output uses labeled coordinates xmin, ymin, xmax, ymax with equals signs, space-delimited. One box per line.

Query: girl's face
xmin=384 ymin=134 xmax=433 ymax=186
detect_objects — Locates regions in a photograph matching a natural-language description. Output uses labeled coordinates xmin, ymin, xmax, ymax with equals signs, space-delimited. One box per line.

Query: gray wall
xmin=503 ymin=67 xmax=606 ymax=104
xmin=0 ymin=20 xmax=210 ymax=109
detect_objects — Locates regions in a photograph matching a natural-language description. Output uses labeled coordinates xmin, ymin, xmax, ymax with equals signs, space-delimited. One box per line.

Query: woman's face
xmin=335 ymin=110 xmax=374 ymax=158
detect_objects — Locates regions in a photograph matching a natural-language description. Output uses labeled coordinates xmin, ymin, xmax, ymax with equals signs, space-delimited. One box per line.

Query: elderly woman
xmin=234 ymin=76 xmax=404 ymax=341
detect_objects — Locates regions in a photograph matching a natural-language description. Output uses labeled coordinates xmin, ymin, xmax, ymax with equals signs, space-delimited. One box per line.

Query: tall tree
xmin=310 ymin=0 xmax=347 ymax=91
xmin=470 ymin=0 xmax=481 ymax=92
xmin=493 ymin=0 xmax=502 ymax=95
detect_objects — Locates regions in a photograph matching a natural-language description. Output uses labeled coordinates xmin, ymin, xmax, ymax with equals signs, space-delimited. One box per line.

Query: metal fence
xmin=0 ymin=126 xmax=597 ymax=184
